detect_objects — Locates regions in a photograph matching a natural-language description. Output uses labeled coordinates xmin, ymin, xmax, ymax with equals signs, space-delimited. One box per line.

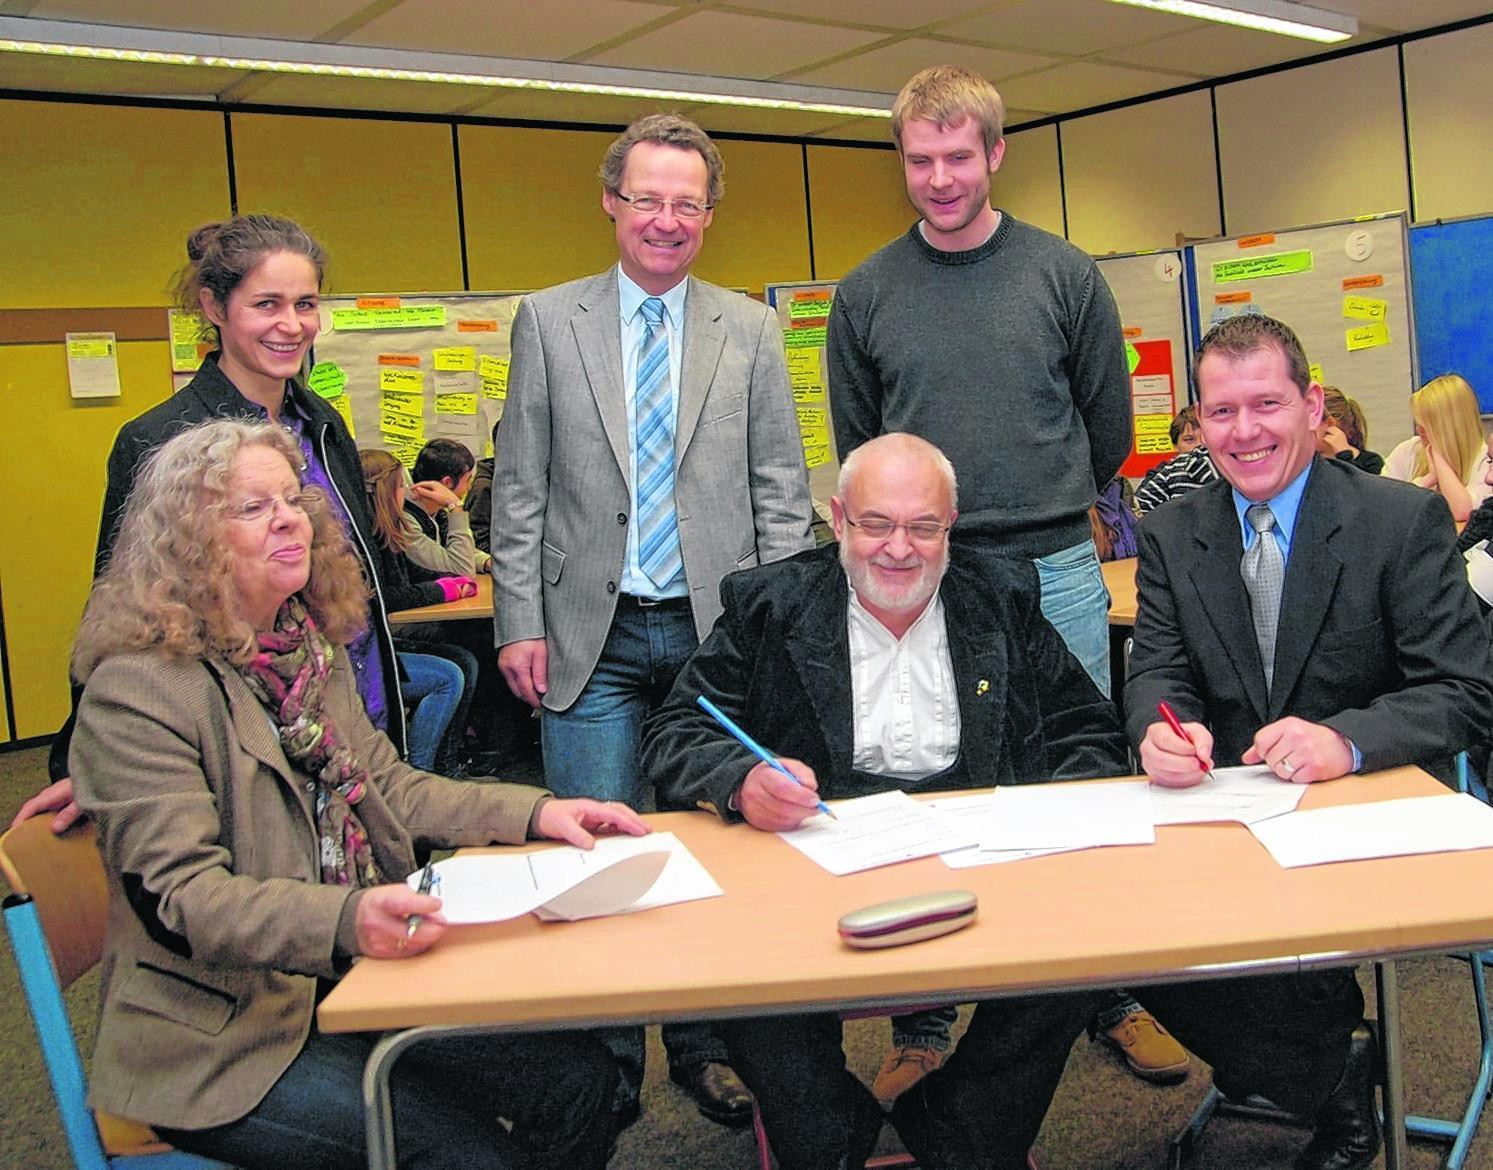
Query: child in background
xmin=1383 ymin=374 xmax=1491 ymax=522
xmin=1316 ymin=386 xmax=1383 ymax=474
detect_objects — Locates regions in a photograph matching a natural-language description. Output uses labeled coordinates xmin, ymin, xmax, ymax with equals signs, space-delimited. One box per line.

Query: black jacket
xmin=643 ymin=543 xmax=1128 ymax=819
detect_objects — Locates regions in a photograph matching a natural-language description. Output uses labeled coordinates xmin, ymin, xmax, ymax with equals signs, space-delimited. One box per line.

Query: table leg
xmin=1377 ymin=960 xmax=1408 ymax=1170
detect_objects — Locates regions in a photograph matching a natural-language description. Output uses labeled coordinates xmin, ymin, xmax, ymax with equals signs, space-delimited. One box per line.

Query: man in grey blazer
xmin=490 ymin=113 xmax=814 ymax=1130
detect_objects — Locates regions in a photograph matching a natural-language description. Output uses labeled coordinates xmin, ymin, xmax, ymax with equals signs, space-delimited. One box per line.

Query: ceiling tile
xmin=788 ymin=36 xmax=1059 ymax=91
xmin=583 ymin=9 xmax=886 ymax=78
xmin=939 ymin=0 xmax=1198 ymax=57
xmin=1099 ymin=22 xmax=1345 ymax=76
xmin=460 ymin=87 xmax=675 ymax=125
xmin=1002 ymin=107 xmax=1053 ymax=127
xmin=0 ymin=52 xmax=239 ymax=98
xmin=996 ymin=59 xmax=1192 ymax=112
xmin=24 ymin=0 xmax=370 ymax=39
xmin=339 ymin=0 xmax=668 ymax=61
xmin=681 ymin=102 xmax=876 ymax=136
xmin=720 ymin=0 xmax=997 ymax=31
xmin=808 ymin=116 xmax=899 ymax=142
xmin=1341 ymin=1 xmax=1493 ymax=34
xmin=244 ymin=72 xmax=492 ymax=116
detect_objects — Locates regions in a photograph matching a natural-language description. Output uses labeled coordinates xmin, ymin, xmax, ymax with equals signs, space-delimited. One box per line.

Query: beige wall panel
xmin=0 ymin=100 xmax=229 ymax=308
xmin=1064 ymin=91 xmax=1221 ymax=255
xmin=232 ymin=114 xmax=464 ymax=294
xmin=1216 ymin=48 xmax=1409 ymax=235
xmin=692 ymin=139 xmax=812 ymax=293
xmin=994 ymin=125 xmax=1065 ymax=238
xmin=460 ymin=124 xmax=619 ymax=292
xmin=1404 ymin=22 xmax=1493 ymax=221
xmin=806 ymin=145 xmax=911 ymax=281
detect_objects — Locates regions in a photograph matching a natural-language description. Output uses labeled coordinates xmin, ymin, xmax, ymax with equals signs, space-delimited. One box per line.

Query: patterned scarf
xmin=236 ymin=597 xmax=383 ymax=889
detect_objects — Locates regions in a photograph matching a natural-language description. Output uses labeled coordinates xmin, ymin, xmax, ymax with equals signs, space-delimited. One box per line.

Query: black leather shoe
xmin=669 ymin=1060 xmax=754 ymax=1126
xmin=1294 ymin=1023 xmax=1381 ymax=1170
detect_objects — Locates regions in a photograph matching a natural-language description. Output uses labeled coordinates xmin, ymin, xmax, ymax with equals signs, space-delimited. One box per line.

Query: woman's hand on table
xmin=536 ymin=798 xmax=649 ymax=849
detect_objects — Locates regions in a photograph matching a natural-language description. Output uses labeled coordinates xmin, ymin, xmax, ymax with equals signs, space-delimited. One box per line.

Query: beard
xmin=840 ymin=539 xmax=950 ymax=617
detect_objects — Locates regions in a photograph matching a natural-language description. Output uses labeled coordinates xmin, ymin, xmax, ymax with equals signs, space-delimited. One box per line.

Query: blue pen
xmin=696 ymin=694 xmax=837 ymax=820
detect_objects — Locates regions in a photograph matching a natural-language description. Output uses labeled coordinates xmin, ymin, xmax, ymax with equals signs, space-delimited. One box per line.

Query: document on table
xmin=981 ymin=780 xmax=1155 ymax=852
xmin=1248 ymin=793 xmax=1493 ymax=868
xmin=923 ymin=794 xmax=1081 ymax=869
xmin=407 ymin=832 xmax=722 ymax=923
xmin=777 ymin=790 xmax=978 ymax=876
xmin=1149 ymin=764 xmax=1308 ymax=825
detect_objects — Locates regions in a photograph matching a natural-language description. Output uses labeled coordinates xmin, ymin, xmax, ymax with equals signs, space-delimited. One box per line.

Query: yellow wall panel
xmin=806 ymin=145 xmax=910 ymax=281
xmin=0 ymin=100 xmax=229 ymax=308
xmin=994 ymin=125 xmax=1065 ymax=239
xmin=1064 ymin=91 xmax=1221 ymax=255
xmin=0 ymin=341 xmax=175 ymax=738
xmin=1217 ymin=48 xmax=1409 ymax=235
xmin=692 ymin=139 xmax=811 ymax=293
xmin=1404 ymin=23 xmax=1493 ymax=221
xmin=232 ymin=114 xmax=464 ymax=294
xmin=460 ymin=124 xmax=619 ymax=291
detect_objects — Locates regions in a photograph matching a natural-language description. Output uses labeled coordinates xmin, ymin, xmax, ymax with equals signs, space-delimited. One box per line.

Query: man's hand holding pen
xmin=1140 ymin=709 xmax=1216 ymax=788
xmin=737 ymin=758 xmax=824 ymax=831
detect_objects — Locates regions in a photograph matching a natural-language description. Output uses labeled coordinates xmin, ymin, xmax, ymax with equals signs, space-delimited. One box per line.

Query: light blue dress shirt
xmin=617 ymin=266 xmax=689 ymax=599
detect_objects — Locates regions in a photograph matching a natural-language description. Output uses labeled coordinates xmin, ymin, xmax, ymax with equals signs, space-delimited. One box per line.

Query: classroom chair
xmin=0 ymin=816 xmax=231 ymax=1170
xmin=1165 ymin=752 xmax=1492 ymax=1170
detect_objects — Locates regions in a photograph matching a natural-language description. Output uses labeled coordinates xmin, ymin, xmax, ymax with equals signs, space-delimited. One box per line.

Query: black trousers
xmin=723 ymin=968 xmax=1363 ymax=1170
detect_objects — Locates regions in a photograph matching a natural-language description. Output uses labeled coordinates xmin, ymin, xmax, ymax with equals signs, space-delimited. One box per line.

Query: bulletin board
xmin=1095 ymin=249 xmax=1192 ymax=478
xmin=1189 ymin=212 xmax=1417 ymax=451
xmin=765 ymin=280 xmax=839 ymax=512
xmin=1408 ymin=214 xmax=1493 ymax=412
xmin=308 ymin=292 xmax=526 ymax=466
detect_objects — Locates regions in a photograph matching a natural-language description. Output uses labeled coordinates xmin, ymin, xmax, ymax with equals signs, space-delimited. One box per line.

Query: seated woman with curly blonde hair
xmin=67 ymin=418 xmax=644 ymax=1170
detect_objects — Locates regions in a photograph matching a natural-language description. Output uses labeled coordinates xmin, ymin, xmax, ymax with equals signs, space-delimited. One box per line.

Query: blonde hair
xmin=73 ymin=421 xmax=368 ymax=682
xmin=360 ymin=448 xmax=411 ymax=552
xmin=891 ymin=66 xmax=1005 ymax=155
xmin=1410 ymin=374 xmax=1484 ymax=482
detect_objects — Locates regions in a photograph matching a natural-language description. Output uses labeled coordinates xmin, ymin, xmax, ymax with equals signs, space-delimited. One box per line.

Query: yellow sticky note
xmin=1342 ymin=295 xmax=1387 ymax=322
xmin=1310 ymin=363 xmax=1324 ymax=383
xmin=382 ymin=391 xmax=423 ymax=418
xmin=787 ymin=348 xmax=823 ymax=392
xmin=380 ymin=367 xmax=424 ymax=393
xmin=388 ymin=439 xmax=422 ymax=468
xmin=433 ymin=346 xmax=477 ymax=372
xmin=1345 ymin=323 xmax=1390 ymax=352
xmin=435 ymin=393 xmax=478 ymax=415
xmin=804 ymin=445 xmax=831 ymax=469
xmin=1133 ymin=415 xmax=1173 ymax=437
xmin=480 ymin=354 xmax=510 ymax=400
xmin=330 ymin=392 xmax=355 ymax=438
xmin=67 ymin=336 xmax=113 ymax=359
xmin=800 ymin=424 xmax=830 ymax=447
xmin=168 ymin=310 xmax=207 ymax=372
xmin=381 ymin=410 xmax=424 ymax=441
xmin=784 ymin=326 xmax=827 ymax=350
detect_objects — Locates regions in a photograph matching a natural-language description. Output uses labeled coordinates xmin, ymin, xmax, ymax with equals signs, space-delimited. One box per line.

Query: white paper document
xmin=981 ymin=780 xmax=1155 ymax=852
xmin=924 ymin=794 xmax=1081 ymax=869
xmin=1247 ymin=793 xmax=1493 ymax=868
xmin=407 ymin=832 xmax=722 ymax=923
xmin=1148 ymin=764 xmax=1308 ymax=826
xmin=777 ymin=790 xmax=978 ymax=876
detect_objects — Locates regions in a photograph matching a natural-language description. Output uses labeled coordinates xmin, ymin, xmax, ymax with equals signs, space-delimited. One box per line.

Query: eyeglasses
xmin=844 ymin=515 xmax=951 ymax=542
xmin=613 ymin=192 xmax=712 ymax=219
xmin=227 ymin=491 xmax=311 ymax=522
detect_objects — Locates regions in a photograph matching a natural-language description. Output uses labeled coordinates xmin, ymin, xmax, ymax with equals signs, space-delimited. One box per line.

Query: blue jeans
xmin=1032 ymin=538 xmax=1112 ymax=699
xmin=541 ymin=598 xmax=726 ymax=1103
xmin=399 ymin=651 xmax=470 ymax=772
xmin=157 ymin=1028 xmax=615 ymax=1170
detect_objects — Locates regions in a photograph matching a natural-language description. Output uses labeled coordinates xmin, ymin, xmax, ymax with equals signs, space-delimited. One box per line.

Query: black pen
xmin=403 ymin=863 xmax=435 ymax=946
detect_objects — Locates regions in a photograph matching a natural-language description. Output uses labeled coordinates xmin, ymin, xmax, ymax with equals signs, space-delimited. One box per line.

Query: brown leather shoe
xmin=669 ymin=1060 xmax=754 ymax=1127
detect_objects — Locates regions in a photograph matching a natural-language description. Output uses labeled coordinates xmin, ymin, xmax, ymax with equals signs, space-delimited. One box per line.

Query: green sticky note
xmin=1126 ymin=342 xmax=1141 ymax=375
xmin=307 ymin=362 xmax=347 ymax=398
xmin=1212 ymin=250 xmax=1313 ymax=284
xmin=331 ymin=305 xmax=448 ymax=331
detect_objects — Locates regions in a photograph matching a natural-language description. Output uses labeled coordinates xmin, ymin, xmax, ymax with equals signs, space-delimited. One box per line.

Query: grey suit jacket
xmin=72 ymin=650 xmax=548 ymax=1130
xmin=491 ymin=267 xmax=814 ymax=711
xmin=1125 ymin=456 xmax=1493 ymax=770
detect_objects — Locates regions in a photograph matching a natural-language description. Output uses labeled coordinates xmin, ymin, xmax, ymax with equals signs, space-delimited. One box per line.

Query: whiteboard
xmin=309 ymin=292 xmax=525 ymax=467
xmin=1096 ymin=249 xmax=1192 ymax=479
xmin=765 ymin=279 xmax=840 ymax=512
xmin=1189 ymin=213 xmax=1417 ymax=454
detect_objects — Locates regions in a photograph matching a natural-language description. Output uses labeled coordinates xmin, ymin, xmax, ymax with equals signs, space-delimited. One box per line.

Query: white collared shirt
xmin=617 ymin=265 xmax=689 ymax=598
xmin=847 ymin=588 xmax=961 ymax=780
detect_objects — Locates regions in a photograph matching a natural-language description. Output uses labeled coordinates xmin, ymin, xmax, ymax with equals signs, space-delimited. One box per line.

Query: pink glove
xmin=435 ymin=576 xmax=477 ymax=602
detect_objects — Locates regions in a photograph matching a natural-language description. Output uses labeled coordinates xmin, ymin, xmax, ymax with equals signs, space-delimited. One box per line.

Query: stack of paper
xmin=776 ymin=790 xmax=977 ymax=875
xmin=1247 ymin=792 xmax=1493 ymax=867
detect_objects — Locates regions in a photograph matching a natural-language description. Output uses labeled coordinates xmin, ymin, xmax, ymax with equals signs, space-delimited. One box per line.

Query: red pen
xmin=1156 ymin=701 xmax=1215 ymax=780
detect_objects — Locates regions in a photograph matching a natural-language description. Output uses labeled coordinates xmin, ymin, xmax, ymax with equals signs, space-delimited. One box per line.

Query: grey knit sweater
xmin=828 ymin=215 xmax=1132 ymax=558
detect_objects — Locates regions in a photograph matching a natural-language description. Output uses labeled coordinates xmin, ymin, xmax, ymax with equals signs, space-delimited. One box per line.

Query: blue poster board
xmin=1409 ymin=215 xmax=1493 ymax=412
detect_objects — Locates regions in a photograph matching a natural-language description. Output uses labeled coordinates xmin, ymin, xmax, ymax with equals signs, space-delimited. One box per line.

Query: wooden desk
xmin=1103 ymin=556 xmax=1138 ymax=627
xmin=320 ymin=767 xmax=1493 ymax=1169
xmin=386 ymin=574 xmax=492 ymax=625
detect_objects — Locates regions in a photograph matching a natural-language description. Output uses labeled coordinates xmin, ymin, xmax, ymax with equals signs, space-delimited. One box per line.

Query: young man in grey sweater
xmin=827 ymin=63 xmax=1183 ymax=1097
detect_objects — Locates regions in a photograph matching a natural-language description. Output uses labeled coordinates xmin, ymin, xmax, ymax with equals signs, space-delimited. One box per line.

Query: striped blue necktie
xmin=635 ymin=296 xmax=682 ymax=589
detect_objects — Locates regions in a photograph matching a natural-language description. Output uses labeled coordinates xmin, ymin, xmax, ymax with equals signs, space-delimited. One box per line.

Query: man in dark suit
xmin=644 ymin=433 xmax=1130 ymax=1169
xmin=1125 ymin=313 xmax=1493 ymax=1170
